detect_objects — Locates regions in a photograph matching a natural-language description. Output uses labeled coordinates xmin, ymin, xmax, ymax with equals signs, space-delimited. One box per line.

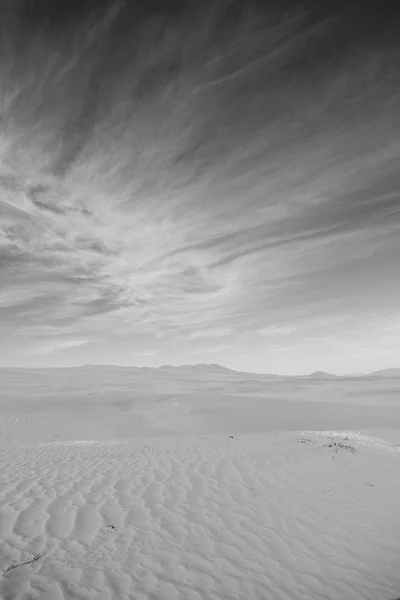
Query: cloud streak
xmin=30 ymin=338 xmax=89 ymax=356
xmin=258 ymin=326 xmax=294 ymax=336
xmin=1 ymin=3 xmax=400 ymax=373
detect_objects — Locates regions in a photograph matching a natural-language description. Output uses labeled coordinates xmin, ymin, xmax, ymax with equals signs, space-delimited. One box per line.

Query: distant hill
xmin=300 ymin=371 xmax=339 ymax=379
xmin=1 ymin=363 xmax=399 ymax=379
xmin=368 ymin=367 xmax=400 ymax=378
xmin=158 ymin=363 xmax=240 ymax=374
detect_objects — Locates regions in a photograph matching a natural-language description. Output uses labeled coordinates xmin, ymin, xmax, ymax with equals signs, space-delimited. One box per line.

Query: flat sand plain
xmin=1 ymin=366 xmax=399 ymax=600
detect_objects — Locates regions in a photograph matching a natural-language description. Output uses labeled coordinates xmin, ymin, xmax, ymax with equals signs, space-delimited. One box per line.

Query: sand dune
xmin=0 ymin=367 xmax=400 ymax=599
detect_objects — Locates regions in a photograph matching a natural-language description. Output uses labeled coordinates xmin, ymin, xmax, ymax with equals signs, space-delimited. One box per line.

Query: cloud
xmin=188 ymin=327 xmax=232 ymax=340
xmin=132 ymin=350 xmax=156 ymax=357
xmin=1 ymin=5 xmax=400 ymax=369
xmin=0 ymin=286 xmax=37 ymax=308
xmin=192 ymin=344 xmax=231 ymax=355
xmin=32 ymin=338 xmax=89 ymax=355
xmin=258 ymin=326 xmax=294 ymax=336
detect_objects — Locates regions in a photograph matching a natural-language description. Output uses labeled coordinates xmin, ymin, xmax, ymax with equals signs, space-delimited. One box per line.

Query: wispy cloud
xmin=192 ymin=345 xmax=231 ymax=355
xmin=258 ymin=326 xmax=294 ymax=336
xmin=1 ymin=5 xmax=400 ymax=373
xmin=188 ymin=327 xmax=232 ymax=340
xmin=132 ymin=350 xmax=156 ymax=357
xmin=32 ymin=338 xmax=89 ymax=355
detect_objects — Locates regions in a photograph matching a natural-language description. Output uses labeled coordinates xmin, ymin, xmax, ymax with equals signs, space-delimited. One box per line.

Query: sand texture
xmin=0 ymin=367 xmax=399 ymax=599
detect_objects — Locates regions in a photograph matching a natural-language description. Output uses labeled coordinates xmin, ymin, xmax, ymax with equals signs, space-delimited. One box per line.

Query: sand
xmin=0 ymin=367 xmax=400 ymax=600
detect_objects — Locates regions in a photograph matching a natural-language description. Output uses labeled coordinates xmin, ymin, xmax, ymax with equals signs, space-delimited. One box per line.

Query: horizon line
xmin=0 ymin=363 xmax=399 ymax=378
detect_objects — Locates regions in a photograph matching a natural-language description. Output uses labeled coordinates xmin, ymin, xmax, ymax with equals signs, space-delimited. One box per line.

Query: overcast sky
xmin=1 ymin=2 xmax=399 ymax=374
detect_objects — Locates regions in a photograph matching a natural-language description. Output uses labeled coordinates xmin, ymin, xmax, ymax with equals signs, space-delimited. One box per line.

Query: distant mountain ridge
xmin=1 ymin=363 xmax=399 ymax=377
xmin=158 ymin=364 xmax=279 ymax=376
xmin=302 ymin=371 xmax=339 ymax=379
xmin=158 ymin=364 xmax=400 ymax=378
xmin=147 ymin=364 xmax=400 ymax=378
xmin=368 ymin=367 xmax=400 ymax=377
xmin=159 ymin=363 xmax=237 ymax=372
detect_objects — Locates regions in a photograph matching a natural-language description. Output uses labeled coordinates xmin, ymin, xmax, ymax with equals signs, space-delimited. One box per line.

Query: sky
xmin=0 ymin=1 xmax=400 ymax=375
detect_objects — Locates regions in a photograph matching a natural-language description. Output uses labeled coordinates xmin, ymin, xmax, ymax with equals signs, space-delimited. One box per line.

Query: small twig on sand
xmin=5 ymin=553 xmax=43 ymax=574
